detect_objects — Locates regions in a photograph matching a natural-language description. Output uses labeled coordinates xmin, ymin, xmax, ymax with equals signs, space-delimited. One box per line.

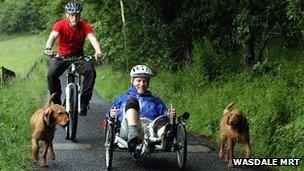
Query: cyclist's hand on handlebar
xmin=94 ymin=52 xmax=104 ymax=61
xmin=110 ymin=106 xmax=119 ymax=118
xmin=44 ymin=49 xmax=53 ymax=57
xmin=168 ymin=104 xmax=176 ymax=118
xmin=168 ymin=108 xmax=176 ymax=118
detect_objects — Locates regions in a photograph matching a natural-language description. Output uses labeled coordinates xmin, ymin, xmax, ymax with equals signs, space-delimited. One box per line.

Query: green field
xmin=0 ymin=35 xmax=45 ymax=78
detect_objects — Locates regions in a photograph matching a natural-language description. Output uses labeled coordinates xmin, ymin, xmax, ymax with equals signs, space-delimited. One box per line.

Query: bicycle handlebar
xmin=48 ymin=53 xmax=94 ymax=62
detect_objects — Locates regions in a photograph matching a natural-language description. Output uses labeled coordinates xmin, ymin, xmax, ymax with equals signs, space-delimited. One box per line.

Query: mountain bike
xmin=52 ymin=54 xmax=94 ymax=141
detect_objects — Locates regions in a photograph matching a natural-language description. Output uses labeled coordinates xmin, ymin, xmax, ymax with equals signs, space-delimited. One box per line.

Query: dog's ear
xmin=226 ymin=115 xmax=231 ymax=125
xmin=44 ymin=107 xmax=53 ymax=126
xmin=240 ymin=112 xmax=247 ymax=126
xmin=223 ymin=101 xmax=235 ymax=115
xmin=226 ymin=101 xmax=235 ymax=111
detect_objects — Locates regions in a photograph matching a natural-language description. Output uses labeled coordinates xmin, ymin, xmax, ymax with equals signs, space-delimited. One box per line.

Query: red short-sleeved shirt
xmin=53 ymin=19 xmax=93 ymax=56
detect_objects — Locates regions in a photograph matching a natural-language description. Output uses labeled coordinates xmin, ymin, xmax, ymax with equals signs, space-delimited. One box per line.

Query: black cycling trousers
xmin=47 ymin=58 xmax=96 ymax=105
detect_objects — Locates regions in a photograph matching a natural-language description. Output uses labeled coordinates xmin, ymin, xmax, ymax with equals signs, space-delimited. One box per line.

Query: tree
xmin=0 ymin=0 xmax=46 ymax=33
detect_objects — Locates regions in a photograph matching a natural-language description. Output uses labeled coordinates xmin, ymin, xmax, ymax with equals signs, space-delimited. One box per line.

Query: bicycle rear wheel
xmin=65 ymin=84 xmax=78 ymax=141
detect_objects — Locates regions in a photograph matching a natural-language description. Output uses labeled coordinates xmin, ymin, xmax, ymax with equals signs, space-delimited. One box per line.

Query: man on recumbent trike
xmin=106 ymin=65 xmax=177 ymax=153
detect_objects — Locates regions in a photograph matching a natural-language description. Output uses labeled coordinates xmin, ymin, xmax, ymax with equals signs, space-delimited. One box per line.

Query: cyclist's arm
xmin=87 ymin=33 xmax=103 ymax=60
xmin=45 ymin=31 xmax=59 ymax=55
xmin=107 ymin=98 xmax=120 ymax=119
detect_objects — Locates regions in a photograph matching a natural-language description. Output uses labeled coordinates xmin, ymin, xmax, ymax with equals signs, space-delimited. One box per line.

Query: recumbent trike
xmin=104 ymin=112 xmax=190 ymax=170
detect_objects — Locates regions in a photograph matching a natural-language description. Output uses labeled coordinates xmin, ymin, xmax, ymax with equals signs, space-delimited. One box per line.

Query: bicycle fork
xmin=77 ymin=81 xmax=82 ymax=113
xmin=65 ymin=64 xmax=82 ymax=114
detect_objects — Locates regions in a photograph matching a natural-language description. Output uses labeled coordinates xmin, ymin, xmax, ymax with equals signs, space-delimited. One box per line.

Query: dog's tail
xmin=224 ymin=101 xmax=236 ymax=115
xmin=44 ymin=93 xmax=56 ymax=108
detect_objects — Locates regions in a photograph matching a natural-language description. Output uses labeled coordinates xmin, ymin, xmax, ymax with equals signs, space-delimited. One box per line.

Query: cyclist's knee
xmin=82 ymin=66 xmax=96 ymax=78
xmin=88 ymin=66 xmax=96 ymax=74
xmin=81 ymin=61 xmax=95 ymax=71
xmin=125 ymin=98 xmax=140 ymax=112
xmin=47 ymin=73 xmax=61 ymax=81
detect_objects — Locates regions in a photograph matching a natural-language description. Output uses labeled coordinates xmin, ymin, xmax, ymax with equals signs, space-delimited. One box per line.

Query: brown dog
xmin=219 ymin=101 xmax=251 ymax=167
xmin=30 ymin=93 xmax=69 ymax=167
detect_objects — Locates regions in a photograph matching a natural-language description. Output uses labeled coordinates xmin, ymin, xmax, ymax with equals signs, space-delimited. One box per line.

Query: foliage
xmin=1 ymin=0 xmax=303 ymax=71
xmin=94 ymin=66 xmax=129 ymax=101
xmin=88 ymin=0 xmax=303 ymax=71
xmin=286 ymin=0 xmax=304 ymax=47
xmin=0 ymin=0 xmax=46 ymax=33
xmin=90 ymin=1 xmax=126 ymax=71
xmin=90 ymin=0 xmax=173 ymax=72
xmin=40 ymin=0 xmax=69 ymax=30
xmin=251 ymin=58 xmax=274 ymax=76
xmin=192 ymin=39 xmax=242 ymax=81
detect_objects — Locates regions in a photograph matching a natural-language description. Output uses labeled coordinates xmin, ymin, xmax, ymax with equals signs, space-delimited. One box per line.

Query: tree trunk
xmin=244 ymin=27 xmax=255 ymax=69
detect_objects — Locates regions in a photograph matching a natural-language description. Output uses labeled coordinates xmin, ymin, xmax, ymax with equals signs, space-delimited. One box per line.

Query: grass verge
xmin=0 ymin=58 xmax=47 ymax=169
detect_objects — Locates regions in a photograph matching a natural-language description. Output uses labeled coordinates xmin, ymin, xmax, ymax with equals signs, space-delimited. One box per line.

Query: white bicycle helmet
xmin=130 ymin=65 xmax=152 ymax=78
xmin=65 ymin=2 xmax=83 ymax=14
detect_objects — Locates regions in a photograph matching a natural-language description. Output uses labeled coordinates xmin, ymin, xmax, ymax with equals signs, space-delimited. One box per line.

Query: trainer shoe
xmin=127 ymin=136 xmax=141 ymax=153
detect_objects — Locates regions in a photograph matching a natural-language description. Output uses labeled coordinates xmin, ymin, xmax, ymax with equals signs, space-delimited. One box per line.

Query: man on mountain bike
xmin=107 ymin=65 xmax=176 ymax=152
xmin=44 ymin=2 xmax=103 ymax=116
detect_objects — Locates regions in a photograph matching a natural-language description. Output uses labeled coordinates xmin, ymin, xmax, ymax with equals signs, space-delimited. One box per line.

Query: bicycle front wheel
xmin=65 ymin=83 xmax=78 ymax=141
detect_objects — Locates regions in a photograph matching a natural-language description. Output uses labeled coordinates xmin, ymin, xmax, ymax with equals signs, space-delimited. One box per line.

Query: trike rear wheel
xmin=105 ymin=121 xmax=115 ymax=170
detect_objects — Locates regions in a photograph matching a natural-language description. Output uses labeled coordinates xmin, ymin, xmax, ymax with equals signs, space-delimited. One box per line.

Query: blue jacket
xmin=106 ymin=86 xmax=168 ymax=122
